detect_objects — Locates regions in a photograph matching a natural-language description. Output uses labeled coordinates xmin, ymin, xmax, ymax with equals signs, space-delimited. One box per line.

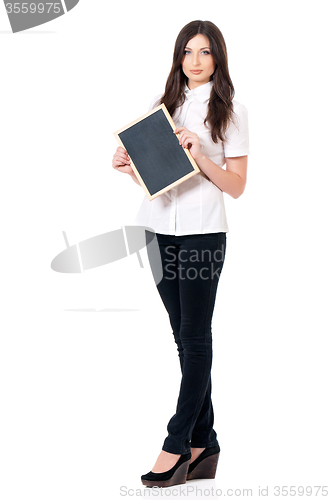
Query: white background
xmin=0 ymin=1 xmax=329 ymax=498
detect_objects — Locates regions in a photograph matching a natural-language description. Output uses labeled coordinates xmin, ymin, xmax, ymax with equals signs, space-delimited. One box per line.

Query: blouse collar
xmin=184 ymin=80 xmax=213 ymax=103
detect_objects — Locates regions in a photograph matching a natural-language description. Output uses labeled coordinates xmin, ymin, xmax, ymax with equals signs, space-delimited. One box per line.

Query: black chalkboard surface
xmin=114 ymin=104 xmax=200 ymax=200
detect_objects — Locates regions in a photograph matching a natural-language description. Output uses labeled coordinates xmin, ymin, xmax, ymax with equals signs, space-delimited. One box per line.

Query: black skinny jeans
xmin=146 ymin=231 xmax=226 ymax=455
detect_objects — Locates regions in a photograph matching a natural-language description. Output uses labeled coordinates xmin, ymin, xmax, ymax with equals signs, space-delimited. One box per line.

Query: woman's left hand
xmin=174 ymin=127 xmax=202 ymax=161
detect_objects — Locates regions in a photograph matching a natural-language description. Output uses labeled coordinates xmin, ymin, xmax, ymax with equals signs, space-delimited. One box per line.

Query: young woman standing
xmin=112 ymin=20 xmax=249 ymax=488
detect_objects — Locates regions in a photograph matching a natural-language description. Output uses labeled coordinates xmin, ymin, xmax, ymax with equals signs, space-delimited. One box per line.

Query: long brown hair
xmin=160 ymin=20 xmax=235 ymax=143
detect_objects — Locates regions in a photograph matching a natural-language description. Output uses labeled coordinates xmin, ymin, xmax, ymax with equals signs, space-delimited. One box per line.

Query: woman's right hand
xmin=112 ymin=147 xmax=134 ymax=175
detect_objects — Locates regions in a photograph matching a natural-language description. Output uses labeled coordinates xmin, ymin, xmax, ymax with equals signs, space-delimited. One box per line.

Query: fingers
xmin=112 ymin=146 xmax=131 ymax=169
xmin=179 ymin=133 xmax=191 ymax=148
xmin=116 ymin=146 xmax=130 ymax=162
xmin=116 ymin=151 xmax=130 ymax=164
xmin=174 ymin=128 xmax=198 ymax=149
xmin=179 ymin=132 xmax=197 ymax=149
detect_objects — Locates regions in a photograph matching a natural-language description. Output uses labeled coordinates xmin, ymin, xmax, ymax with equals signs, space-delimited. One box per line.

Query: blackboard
xmin=114 ymin=103 xmax=200 ymax=200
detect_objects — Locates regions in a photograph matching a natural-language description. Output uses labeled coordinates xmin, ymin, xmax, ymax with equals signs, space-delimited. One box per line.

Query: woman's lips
xmin=190 ymin=70 xmax=202 ymax=74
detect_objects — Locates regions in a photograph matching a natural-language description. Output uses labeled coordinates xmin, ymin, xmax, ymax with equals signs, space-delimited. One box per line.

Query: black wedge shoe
xmin=141 ymin=452 xmax=191 ymax=488
xmin=186 ymin=444 xmax=220 ymax=480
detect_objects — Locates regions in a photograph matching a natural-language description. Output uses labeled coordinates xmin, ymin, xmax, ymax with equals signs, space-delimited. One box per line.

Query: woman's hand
xmin=174 ymin=127 xmax=202 ymax=161
xmin=112 ymin=146 xmax=134 ymax=175
xmin=112 ymin=146 xmax=141 ymax=185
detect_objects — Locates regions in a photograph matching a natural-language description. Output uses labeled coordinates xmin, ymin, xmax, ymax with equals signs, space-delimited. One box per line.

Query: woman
xmin=112 ymin=20 xmax=249 ymax=488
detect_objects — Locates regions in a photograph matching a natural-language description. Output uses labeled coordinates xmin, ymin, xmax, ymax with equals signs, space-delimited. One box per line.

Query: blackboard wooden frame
xmin=114 ymin=103 xmax=200 ymax=200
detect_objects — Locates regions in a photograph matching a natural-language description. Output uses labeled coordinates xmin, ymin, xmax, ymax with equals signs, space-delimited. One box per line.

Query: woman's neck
xmin=187 ymin=79 xmax=212 ymax=90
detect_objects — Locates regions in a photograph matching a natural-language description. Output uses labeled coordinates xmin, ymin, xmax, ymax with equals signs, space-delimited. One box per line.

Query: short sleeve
xmin=223 ymin=101 xmax=249 ymax=157
xmin=148 ymin=93 xmax=162 ymax=112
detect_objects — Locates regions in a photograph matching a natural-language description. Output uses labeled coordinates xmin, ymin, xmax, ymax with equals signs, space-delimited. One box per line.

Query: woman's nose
xmin=192 ymin=54 xmax=200 ymax=66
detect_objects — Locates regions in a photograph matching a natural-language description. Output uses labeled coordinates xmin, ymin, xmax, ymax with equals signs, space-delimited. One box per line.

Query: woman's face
xmin=181 ymin=34 xmax=216 ymax=89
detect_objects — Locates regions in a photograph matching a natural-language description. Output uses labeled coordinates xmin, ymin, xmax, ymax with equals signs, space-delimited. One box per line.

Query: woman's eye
xmin=183 ymin=49 xmax=210 ymax=56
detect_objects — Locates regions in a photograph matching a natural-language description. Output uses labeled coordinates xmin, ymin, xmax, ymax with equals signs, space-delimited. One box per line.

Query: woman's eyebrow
xmin=185 ymin=46 xmax=210 ymax=50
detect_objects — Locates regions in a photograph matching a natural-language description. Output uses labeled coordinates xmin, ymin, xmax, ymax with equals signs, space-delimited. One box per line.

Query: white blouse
xmin=134 ymin=80 xmax=249 ymax=235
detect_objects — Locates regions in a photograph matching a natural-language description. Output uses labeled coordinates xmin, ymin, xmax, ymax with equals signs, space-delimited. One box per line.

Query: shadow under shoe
xmin=187 ymin=444 xmax=220 ymax=480
xmin=141 ymin=452 xmax=191 ymax=488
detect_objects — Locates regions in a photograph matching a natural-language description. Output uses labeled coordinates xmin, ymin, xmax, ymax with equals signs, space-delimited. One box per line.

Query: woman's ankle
xmin=190 ymin=447 xmax=206 ymax=462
